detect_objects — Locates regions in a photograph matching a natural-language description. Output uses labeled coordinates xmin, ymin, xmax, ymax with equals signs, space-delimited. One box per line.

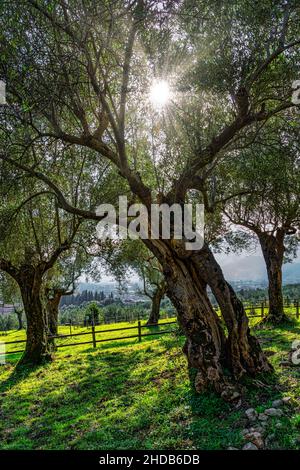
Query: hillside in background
xmin=218 ymin=256 xmax=300 ymax=285
xmin=78 ymin=259 xmax=300 ymax=296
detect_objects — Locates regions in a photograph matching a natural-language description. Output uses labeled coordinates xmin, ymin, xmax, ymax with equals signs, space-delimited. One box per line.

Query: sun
xmin=149 ymin=80 xmax=171 ymax=108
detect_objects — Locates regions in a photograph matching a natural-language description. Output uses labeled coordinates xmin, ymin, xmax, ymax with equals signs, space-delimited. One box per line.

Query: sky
xmin=215 ymin=248 xmax=300 ymax=282
xmin=85 ymin=247 xmax=300 ymax=285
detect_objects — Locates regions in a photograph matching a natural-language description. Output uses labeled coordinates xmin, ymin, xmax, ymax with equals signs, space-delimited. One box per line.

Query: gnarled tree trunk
xmin=191 ymin=245 xmax=272 ymax=379
xmin=18 ymin=267 xmax=52 ymax=365
xmin=258 ymin=232 xmax=288 ymax=324
xmin=163 ymin=254 xmax=228 ymax=395
xmin=145 ymin=239 xmax=272 ymax=397
xmin=146 ymin=281 xmax=166 ymax=325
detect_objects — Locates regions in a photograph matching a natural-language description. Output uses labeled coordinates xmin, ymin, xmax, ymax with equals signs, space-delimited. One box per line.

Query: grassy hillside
xmin=0 ymin=319 xmax=300 ymax=450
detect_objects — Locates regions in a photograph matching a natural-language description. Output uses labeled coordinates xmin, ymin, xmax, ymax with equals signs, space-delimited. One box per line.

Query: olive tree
xmin=219 ymin=121 xmax=300 ymax=324
xmin=1 ymin=0 xmax=299 ymax=394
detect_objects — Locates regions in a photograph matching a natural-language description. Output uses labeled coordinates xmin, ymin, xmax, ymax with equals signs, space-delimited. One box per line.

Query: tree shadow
xmin=0 ymin=347 xmax=146 ymax=449
xmin=1 ymin=322 xmax=297 ymax=450
xmin=0 ymin=338 xmax=188 ymax=449
xmin=0 ymin=361 xmax=47 ymax=395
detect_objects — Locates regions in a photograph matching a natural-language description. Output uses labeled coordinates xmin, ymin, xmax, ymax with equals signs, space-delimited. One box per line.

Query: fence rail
xmin=1 ymin=320 xmax=178 ymax=357
xmin=227 ymin=300 xmax=300 ymax=318
xmin=1 ymin=299 xmax=300 ymax=358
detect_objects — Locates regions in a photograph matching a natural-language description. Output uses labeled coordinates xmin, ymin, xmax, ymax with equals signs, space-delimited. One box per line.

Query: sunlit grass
xmin=0 ymin=318 xmax=178 ymax=359
xmin=0 ymin=318 xmax=299 ymax=450
xmin=1 ymin=305 xmax=298 ymax=359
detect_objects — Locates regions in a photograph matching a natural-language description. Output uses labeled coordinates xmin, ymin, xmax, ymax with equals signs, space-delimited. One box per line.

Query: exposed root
xmin=256 ymin=312 xmax=291 ymax=328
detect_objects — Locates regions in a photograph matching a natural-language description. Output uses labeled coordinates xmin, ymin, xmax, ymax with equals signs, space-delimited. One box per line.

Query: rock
xmin=282 ymin=396 xmax=292 ymax=404
xmin=242 ymin=442 xmax=258 ymax=450
xmin=253 ymin=426 xmax=264 ymax=434
xmin=258 ymin=413 xmax=269 ymax=421
xmin=235 ymin=399 xmax=242 ymax=409
xmin=245 ymin=408 xmax=258 ymax=422
xmin=272 ymin=399 xmax=283 ymax=408
xmin=244 ymin=431 xmax=264 ymax=449
xmin=241 ymin=428 xmax=250 ymax=436
xmin=227 ymin=446 xmax=239 ymax=450
xmin=264 ymin=408 xmax=283 ymax=417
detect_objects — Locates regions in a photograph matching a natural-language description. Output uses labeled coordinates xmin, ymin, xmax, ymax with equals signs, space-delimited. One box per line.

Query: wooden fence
xmin=1 ymin=320 xmax=178 ymax=357
xmin=1 ymin=299 xmax=300 ymax=358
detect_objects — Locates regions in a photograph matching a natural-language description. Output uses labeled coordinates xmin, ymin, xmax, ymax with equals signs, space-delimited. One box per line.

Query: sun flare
xmin=149 ymin=80 xmax=171 ymax=107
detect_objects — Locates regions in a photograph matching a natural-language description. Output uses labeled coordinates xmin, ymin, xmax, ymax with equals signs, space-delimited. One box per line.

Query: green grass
xmin=1 ymin=306 xmax=298 ymax=357
xmin=0 ymin=318 xmax=300 ymax=450
xmin=0 ymin=318 xmax=178 ymax=357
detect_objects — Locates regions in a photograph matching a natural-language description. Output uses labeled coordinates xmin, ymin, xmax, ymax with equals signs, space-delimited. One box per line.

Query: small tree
xmin=0 ymin=178 xmax=81 ymax=364
xmin=85 ymin=302 xmax=102 ymax=326
xmin=14 ymin=306 xmax=23 ymax=330
xmin=102 ymin=238 xmax=166 ymax=325
xmin=0 ymin=272 xmax=24 ymax=330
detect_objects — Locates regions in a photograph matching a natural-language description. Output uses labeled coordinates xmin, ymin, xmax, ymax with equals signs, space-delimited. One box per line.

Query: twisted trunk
xmin=192 ymin=245 xmax=272 ymax=379
xmin=144 ymin=239 xmax=272 ymax=396
xmin=259 ymin=233 xmax=288 ymax=324
xmin=18 ymin=267 xmax=52 ymax=365
xmin=163 ymin=253 xmax=228 ymax=395
xmin=146 ymin=281 xmax=166 ymax=325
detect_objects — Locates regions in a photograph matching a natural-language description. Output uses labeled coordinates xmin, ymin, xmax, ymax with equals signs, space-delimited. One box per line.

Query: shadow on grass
xmin=0 ymin=360 xmax=48 ymax=395
xmin=1 ymin=321 xmax=297 ymax=450
xmin=255 ymin=320 xmax=300 ymax=353
xmin=0 ymin=334 xmax=192 ymax=450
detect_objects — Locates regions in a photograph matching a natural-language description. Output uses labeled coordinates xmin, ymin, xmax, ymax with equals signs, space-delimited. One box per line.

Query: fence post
xmin=69 ymin=319 xmax=72 ymax=337
xmin=91 ymin=321 xmax=96 ymax=348
xmin=261 ymin=301 xmax=264 ymax=318
xmin=138 ymin=320 xmax=142 ymax=342
xmin=296 ymin=301 xmax=299 ymax=320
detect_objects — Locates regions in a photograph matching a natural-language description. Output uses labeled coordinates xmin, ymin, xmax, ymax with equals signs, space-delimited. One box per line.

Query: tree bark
xmin=258 ymin=233 xmax=288 ymax=324
xmin=191 ymin=245 xmax=272 ymax=379
xmin=146 ymin=281 xmax=166 ymax=325
xmin=46 ymin=291 xmax=63 ymax=337
xmin=163 ymin=253 xmax=228 ymax=395
xmin=144 ymin=239 xmax=272 ymax=397
xmin=18 ymin=267 xmax=52 ymax=365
